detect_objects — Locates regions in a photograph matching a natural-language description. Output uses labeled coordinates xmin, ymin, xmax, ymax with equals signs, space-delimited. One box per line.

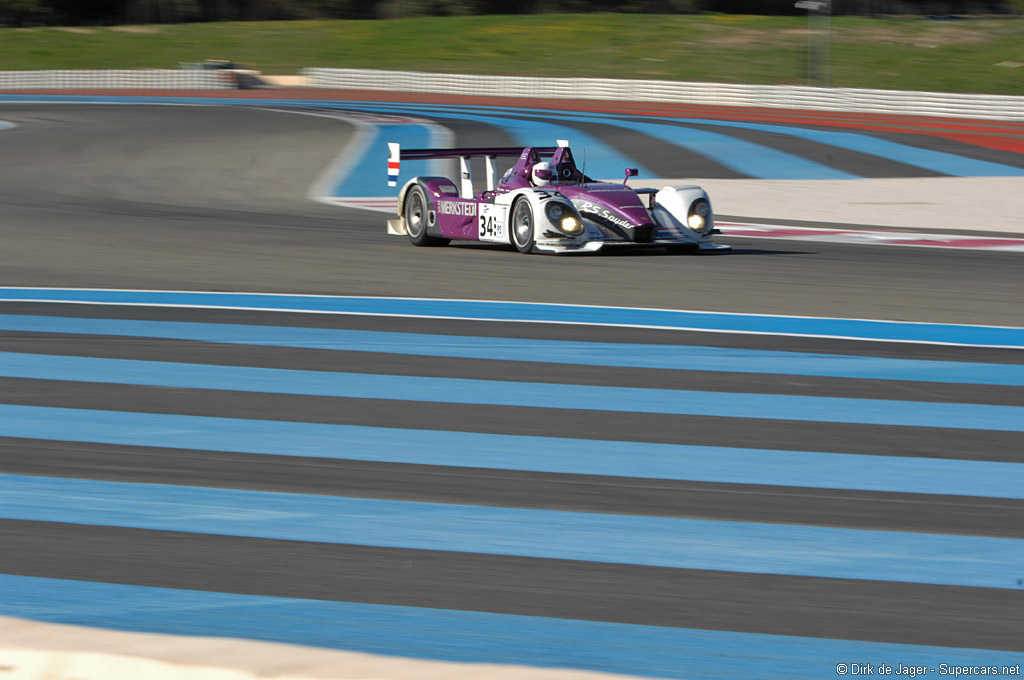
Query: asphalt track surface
xmin=2 ymin=103 xmax=1024 ymax=324
xmin=1 ymin=102 xmax=1023 ymax=677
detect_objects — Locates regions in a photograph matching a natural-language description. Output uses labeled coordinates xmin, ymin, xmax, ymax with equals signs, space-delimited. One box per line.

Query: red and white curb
xmin=718 ymin=222 xmax=1024 ymax=252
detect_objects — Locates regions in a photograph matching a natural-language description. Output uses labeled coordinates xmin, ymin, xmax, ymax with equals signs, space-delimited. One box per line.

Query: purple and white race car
xmin=386 ymin=140 xmax=730 ymax=254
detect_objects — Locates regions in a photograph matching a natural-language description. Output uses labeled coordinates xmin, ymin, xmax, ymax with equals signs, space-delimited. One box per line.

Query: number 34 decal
xmin=478 ymin=204 xmax=505 ymax=242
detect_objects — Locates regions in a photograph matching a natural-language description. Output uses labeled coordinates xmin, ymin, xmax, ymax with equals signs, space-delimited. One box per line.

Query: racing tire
xmin=665 ymin=243 xmax=699 ymax=255
xmin=404 ymin=185 xmax=449 ymax=247
xmin=510 ymin=198 xmax=536 ymax=254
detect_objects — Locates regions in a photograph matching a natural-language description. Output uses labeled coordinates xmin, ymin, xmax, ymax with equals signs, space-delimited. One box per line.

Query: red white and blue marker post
xmin=387 ymin=143 xmax=400 ymax=187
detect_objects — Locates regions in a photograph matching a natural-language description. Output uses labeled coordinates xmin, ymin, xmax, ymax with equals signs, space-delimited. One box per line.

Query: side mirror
xmin=623 ymin=168 xmax=639 ymax=185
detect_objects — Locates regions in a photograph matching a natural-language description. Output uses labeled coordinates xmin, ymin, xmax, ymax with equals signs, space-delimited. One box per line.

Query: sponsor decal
xmin=438 ymin=184 xmax=459 ymax=194
xmin=478 ymin=203 xmax=505 ymax=242
xmin=437 ymin=200 xmax=478 ymax=217
xmin=576 ymin=200 xmax=633 ymax=230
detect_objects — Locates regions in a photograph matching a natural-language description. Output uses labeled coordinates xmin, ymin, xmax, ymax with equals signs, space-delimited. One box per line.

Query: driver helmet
xmin=531 ymin=161 xmax=552 ymax=186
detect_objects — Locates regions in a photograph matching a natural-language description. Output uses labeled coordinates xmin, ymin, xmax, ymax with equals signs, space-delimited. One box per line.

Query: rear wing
xmin=387 ymin=141 xmax=566 ymax=198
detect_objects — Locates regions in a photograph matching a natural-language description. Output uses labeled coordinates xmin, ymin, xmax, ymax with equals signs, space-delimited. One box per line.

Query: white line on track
xmin=2 ymin=288 xmax=1022 ymax=349
xmin=719 ymin=221 xmax=1024 ymax=251
xmin=249 ymin=106 xmax=454 ymax=208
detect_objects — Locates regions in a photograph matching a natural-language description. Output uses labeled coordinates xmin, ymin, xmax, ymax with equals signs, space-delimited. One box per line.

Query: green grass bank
xmin=3 ymin=14 xmax=1024 ymax=95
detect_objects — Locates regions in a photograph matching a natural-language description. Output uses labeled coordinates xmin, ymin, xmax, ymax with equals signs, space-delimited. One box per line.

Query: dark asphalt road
xmin=2 ymin=104 xmax=1023 ymax=325
xmin=1 ymin=103 xmax=1022 ymax=667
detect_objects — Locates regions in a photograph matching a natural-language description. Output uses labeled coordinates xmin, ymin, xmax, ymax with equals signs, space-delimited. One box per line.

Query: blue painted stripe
xmin=295 ymin=100 xmax=656 ymax=181
xmin=0 ymin=97 xmax=649 ymax=181
xmin=614 ymin=116 xmax=859 ymax=179
xmin=3 ymin=313 xmax=1023 ymax=386
xmin=337 ymin=102 xmax=859 ymax=180
xmin=4 ymin=351 xmax=1024 ymax=430
xmin=374 ymin=106 xmax=656 ymax=180
xmin=2 ymin=290 xmax=1023 ymax=347
xmin=4 ymin=575 xmax=1022 ymax=680
xmin=326 ymin=121 xmax=440 ymax=198
xmin=4 ymin=405 xmax=1022 ymax=499
xmin=0 ymin=93 xmax=1010 ymax=179
xmin=398 ymin=102 xmax=1024 ymax=178
xmin=2 ymin=474 xmax=1021 ymax=588
xmin=308 ymin=99 xmax=1024 ymax=179
xmin=0 ymin=349 xmax=1009 ymax=428
xmin=669 ymin=117 xmax=1024 ymax=178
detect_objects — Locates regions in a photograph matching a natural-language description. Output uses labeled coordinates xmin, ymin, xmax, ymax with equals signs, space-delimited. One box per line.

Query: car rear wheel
xmin=511 ymin=199 xmax=535 ymax=254
xmin=404 ymin=185 xmax=449 ymax=247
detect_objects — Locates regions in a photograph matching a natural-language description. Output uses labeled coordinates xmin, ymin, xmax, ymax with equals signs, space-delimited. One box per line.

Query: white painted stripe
xmin=719 ymin=222 xmax=1024 ymax=251
xmin=1 ymin=288 xmax=1021 ymax=347
xmin=322 ymin=196 xmax=397 ymax=213
xmin=254 ymin=107 xmax=450 ymax=210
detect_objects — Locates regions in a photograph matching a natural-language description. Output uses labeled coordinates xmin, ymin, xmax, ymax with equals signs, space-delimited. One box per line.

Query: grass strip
xmin=2 ymin=14 xmax=1024 ymax=94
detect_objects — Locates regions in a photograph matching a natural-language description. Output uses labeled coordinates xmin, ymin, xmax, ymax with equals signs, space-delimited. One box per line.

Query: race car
xmin=386 ymin=140 xmax=730 ymax=255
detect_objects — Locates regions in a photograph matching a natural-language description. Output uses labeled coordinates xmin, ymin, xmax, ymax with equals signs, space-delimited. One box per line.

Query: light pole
xmin=795 ymin=0 xmax=831 ymax=87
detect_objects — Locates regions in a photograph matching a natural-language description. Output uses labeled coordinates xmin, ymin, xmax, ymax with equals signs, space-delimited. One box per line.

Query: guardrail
xmin=303 ymin=67 xmax=1024 ymax=122
xmin=0 ymin=70 xmax=235 ymax=90
xmin=3 ymin=67 xmax=1021 ymax=121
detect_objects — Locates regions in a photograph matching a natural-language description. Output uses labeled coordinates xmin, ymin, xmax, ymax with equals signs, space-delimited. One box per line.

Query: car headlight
xmin=560 ymin=216 xmax=583 ymax=235
xmin=687 ymin=199 xmax=712 ymax=233
xmin=545 ymin=201 xmax=583 ymax=235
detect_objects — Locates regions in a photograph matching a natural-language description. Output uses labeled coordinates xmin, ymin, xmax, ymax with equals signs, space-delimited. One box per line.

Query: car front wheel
xmin=511 ymin=199 xmax=535 ymax=254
